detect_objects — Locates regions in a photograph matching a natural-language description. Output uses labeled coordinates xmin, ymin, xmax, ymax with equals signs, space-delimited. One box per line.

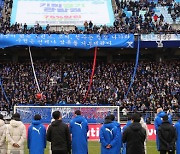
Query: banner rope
xmin=0 ymin=77 xmax=10 ymax=104
xmin=29 ymin=47 xmax=41 ymax=92
xmin=125 ymin=36 xmax=140 ymax=98
xmin=83 ymin=47 xmax=97 ymax=103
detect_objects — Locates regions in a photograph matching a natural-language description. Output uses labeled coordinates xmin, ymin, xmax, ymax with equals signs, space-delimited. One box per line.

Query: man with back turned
xmin=122 ymin=113 xmax=146 ymax=154
xmin=47 ymin=111 xmax=71 ymax=154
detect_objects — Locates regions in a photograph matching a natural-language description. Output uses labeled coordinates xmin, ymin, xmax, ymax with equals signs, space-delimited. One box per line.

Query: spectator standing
xmin=153 ymin=14 xmax=159 ymax=22
xmin=48 ymin=118 xmax=55 ymax=154
xmin=175 ymin=114 xmax=180 ymax=154
xmin=0 ymin=114 xmax=7 ymax=154
xmin=47 ymin=111 xmax=71 ymax=154
xmin=6 ymin=113 xmax=26 ymax=154
xmin=88 ymin=21 xmax=93 ymax=29
xmin=158 ymin=115 xmax=177 ymax=154
xmin=28 ymin=114 xmax=46 ymax=154
xmin=84 ymin=21 xmax=88 ymax=30
xmin=122 ymin=113 xmax=146 ymax=154
xmin=109 ymin=114 xmax=122 ymax=154
xmin=99 ymin=116 xmax=120 ymax=154
xmin=70 ymin=110 xmax=89 ymax=154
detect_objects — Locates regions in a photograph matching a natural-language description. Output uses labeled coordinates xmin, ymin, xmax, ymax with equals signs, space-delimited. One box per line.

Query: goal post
xmin=14 ymin=105 xmax=120 ymax=124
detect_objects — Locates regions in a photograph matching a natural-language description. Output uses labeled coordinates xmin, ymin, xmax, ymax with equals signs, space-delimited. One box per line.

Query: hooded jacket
xmin=46 ymin=119 xmax=71 ymax=153
xmin=140 ymin=118 xmax=148 ymax=154
xmin=175 ymin=120 xmax=180 ymax=154
xmin=158 ymin=120 xmax=176 ymax=151
xmin=6 ymin=120 xmax=26 ymax=151
xmin=122 ymin=120 xmax=132 ymax=133
xmin=100 ymin=119 xmax=120 ymax=154
xmin=154 ymin=111 xmax=166 ymax=131
xmin=154 ymin=111 xmax=166 ymax=150
xmin=154 ymin=111 xmax=172 ymax=150
xmin=112 ymin=121 xmax=122 ymax=154
xmin=70 ymin=115 xmax=88 ymax=154
xmin=0 ymin=119 xmax=6 ymax=151
xmin=28 ymin=120 xmax=46 ymax=154
xmin=122 ymin=120 xmax=132 ymax=154
xmin=140 ymin=118 xmax=148 ymax=140
xmin=122 ymin=122 xmax=146 ymax=154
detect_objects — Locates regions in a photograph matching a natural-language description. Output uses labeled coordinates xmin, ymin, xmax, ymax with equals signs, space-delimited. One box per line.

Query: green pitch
xmin=24 ymin=141 xmax=158 ymax=154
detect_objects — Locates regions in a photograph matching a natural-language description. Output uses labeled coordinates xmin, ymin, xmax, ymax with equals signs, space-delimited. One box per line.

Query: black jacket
xmin=122 ymin=122 xmax=146 ymax=154
xmin=47 ymin=119 xmax=71 ymax=153
xmin=158 ymin=121 xmax=177 ymax=151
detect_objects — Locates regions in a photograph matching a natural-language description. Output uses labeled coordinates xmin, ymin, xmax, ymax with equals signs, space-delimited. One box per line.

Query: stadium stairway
xmin=111 ymin=0 xmax=116 ymax=9
xmin=176 ymin=17 xmax=180 ymax=24
xmin=154 ymin=6 xmax=173 ymax=24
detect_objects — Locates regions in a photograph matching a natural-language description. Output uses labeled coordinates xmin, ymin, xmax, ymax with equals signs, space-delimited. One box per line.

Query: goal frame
xmin=14 ymin=105 xmax=120 ymax=123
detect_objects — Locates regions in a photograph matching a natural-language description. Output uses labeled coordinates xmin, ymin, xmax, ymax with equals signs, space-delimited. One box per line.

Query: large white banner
xmin=11 ymin=0 xmax=114 ymax=27
xmin=141 ymin=34 xmax=180 ymax=41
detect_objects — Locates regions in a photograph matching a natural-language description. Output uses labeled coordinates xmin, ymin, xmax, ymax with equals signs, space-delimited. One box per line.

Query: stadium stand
xmin=0 ymin=60 xmax=179 ymax=114
xmin=0 ymin=0 xmax=179 ymax=34
xmin=0 ymin=0 xmax=179 ymax=124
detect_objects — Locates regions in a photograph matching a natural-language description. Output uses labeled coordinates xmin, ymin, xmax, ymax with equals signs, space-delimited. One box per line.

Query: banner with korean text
xmin=0 ymin=33 xmax=134 ymax=49
xmin=11 ymin=0 xmax=114 ymax=26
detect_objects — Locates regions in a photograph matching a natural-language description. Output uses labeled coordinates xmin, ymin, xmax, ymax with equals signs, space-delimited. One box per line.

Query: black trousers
xmin=160 ymin=150 xmax=175 ymax=154
xmin=52 ymin=150 xmax=68 ymax=154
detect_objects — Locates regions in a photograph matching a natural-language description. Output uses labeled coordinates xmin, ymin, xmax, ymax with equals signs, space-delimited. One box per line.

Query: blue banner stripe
xmin=0 ymin=33 xmax=134 ymax=49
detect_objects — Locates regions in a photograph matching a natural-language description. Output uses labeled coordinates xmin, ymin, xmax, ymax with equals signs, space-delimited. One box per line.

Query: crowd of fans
xmin=0 ymin=0 xmax=179 ymax=34
xmin=114 ymin=0 xmax=180 ymax=34
xmin=0 ymin=61 xmax=179 ymax=114
xmin=168 ymin=2 xmax=180 ymax=22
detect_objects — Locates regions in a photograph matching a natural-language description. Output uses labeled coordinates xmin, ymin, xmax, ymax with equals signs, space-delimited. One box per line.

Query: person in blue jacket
xmin=70 ymin=110 xmax=89 ymax=154
xmin=122 ymin=114 xmax=132 ymax=154
xmin=100 ymin=115 xmax=120 ymax=154
xmin=175 ymin=114 xmax=180 ymax=154
xmin=28 ymin=114 xmax=46 ymax=154
xmin=109 ymin=114 xmax=122 ymax=154
xmin=154 ymin=108 xmax=168 ymax=151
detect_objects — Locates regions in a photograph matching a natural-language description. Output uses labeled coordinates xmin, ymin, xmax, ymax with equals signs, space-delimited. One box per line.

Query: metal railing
xmin=119 ymin=111 xmax=180 ymax=124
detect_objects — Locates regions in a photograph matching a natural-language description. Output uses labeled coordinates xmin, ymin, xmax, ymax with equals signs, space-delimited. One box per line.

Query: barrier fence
xmin=1 ymin=110 xmax=179 ymax=123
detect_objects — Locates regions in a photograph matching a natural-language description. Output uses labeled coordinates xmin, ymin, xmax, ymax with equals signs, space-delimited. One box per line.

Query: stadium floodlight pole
xmin=29 ymin=47 xmax=41 ymax=92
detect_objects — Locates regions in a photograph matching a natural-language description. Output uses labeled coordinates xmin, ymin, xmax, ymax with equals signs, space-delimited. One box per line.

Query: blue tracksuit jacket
xmin=28 ymin=120 xmax=46 ymax=154
xmin=112 ymin=121 xmax=122 ymax=154
xmin=175 ymin=120 xmax=180 ymax=154
xmin=70 ymin=115 xmax=88 ymax=154
xmin=154 ymin=111 xmax=166 ymax=151
xmin=100 ymin=121 xmax=120 ymax=154
xmin=122 ymin=120 xmax=132 ymax=154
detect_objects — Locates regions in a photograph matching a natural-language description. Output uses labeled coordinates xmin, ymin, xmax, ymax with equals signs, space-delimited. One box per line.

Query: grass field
xmin=24 ymin=140 xmax=158 ymax=154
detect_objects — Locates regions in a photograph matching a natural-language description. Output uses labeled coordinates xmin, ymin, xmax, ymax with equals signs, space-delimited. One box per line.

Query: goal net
xmin=14 ymin=106 xmax=120 ymax=124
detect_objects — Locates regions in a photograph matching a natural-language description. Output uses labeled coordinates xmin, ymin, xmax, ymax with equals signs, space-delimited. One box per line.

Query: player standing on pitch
xmin=122 ymin=114 xmax=132 ymax=154
xmin=174 ymin=114 xmax=180 ymax=154
xmin=0 ymin=114 xmax=7 ymax=154
xmin=109 ymin=114 xmax=122 ymax=154
xmin=100 ymin=115 xmax=120 ymax=154
xmin=70 ymin=110 xmax=89 ymax=154
xmin=47 ymin=111 xmax=71 ymax=154
xmin=6 ymin=113 xmax=26 ymax=154
xmin=28 ymin=114 xmax=46 ymax=154
xmin=122 ymin=113 xmax=146 ymax=154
